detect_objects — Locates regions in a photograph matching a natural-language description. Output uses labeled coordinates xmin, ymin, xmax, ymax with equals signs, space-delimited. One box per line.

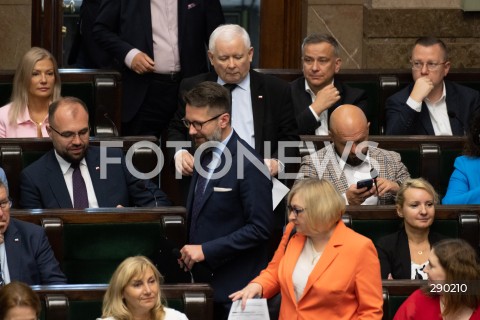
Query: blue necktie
xmin=72 ymin=163 xmax=89 ymax=209
xmin=189 ymin=150 xmax=213 ymax=240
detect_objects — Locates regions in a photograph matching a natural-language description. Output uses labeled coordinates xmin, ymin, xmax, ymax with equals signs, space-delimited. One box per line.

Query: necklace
xmin=309 ymin=238 xmax=323 ymax=265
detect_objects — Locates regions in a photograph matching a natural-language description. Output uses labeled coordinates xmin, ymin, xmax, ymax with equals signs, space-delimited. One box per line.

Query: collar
xmin=425 ymin=81 xmax=446 ymax=104
xmin=304 ymin=78 xmax=335 ymax=96
xmin=218 ymin=73 xmax=250 ymax=91
xmin=54 ymin=150 xmax=87 ymax=174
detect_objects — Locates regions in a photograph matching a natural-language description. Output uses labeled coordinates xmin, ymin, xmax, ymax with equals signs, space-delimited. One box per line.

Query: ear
xmin=46 ymin=125 xmax=53 ymax=138
xmin=248 ymin=47 xmax=254 ymax=63
xmin=219 ymin=113 xmax=230 ymax=128
xmin=334 ymin=57 xmax=342 ymax=73
xmin=396 ymin=205 xmax=403 ymax=218
xmin=207 ymin=51 xmax=214 ymax=65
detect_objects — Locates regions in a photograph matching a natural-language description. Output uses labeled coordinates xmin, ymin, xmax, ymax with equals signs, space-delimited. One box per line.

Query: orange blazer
xmin=253 ymin=221 xmax=383 ymax=320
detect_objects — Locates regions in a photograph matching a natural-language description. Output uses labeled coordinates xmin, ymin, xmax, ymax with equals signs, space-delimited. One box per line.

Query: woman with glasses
xmin=0 ymin=47 xmax=61 ymax=138
xmin=97 ymin=256 xmax=188 ymax=320
xmin=0 ymin=281 xmax=41 ymax=320
xmin=443 ymin=111 xmax=480 ymax=204
xmin=229 ymin=178 xmax=383 ymax=320
xmin=376 ymin=178 xmax=447 ymax=280
xmin=394 ymin=239 xmax=480 ymax=319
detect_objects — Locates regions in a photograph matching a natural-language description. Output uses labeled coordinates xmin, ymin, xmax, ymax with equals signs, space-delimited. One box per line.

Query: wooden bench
xmin=343 ymin=205 xmax=480 ymax=254
xmin=0 ymin=136 xmax=161 ymax=207
xmin=32 ymin=283 xmax=213 ymax=320
xmin=11 ymin=207 xmax=187 ymax=284
xmin=299 ymin=135 xmax=466 ymax=197
xmin=0 ymin=69 xmax=122 ymax=136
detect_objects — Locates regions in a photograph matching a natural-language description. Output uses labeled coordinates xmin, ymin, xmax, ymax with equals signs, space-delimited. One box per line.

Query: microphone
xmin=172 ymin=248 xmax=195 ymax=283
xmin=136 ymin=181 xmax=158 ymax=207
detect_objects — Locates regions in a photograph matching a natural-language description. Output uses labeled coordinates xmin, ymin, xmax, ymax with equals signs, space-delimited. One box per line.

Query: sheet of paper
xmin=228 ymin=298 xmax=270 ymax=320
xmin=272 ymin=177 xmax=290 ymax=210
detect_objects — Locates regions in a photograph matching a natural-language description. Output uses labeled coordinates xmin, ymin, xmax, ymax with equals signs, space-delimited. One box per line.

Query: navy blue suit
xmin=385 ymin=80 xmax=480 ymax=135
xmin=290 ymin=76 xmax=368 ymax=135
xmin=5 ymin=218 xmax=66 ymax=284
xmin=93 ymin=0 xmax=224 ymax=124
xmin=19 ymin=146 xmax=170 ymax=209
xmin=187 ymin=130 xmax=273 ymax=304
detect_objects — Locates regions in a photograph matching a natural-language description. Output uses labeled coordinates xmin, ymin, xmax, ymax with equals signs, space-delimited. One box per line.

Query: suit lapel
xmin=46 ymin=151 xmax=73 ymax=208
xmin=283 ymin=234 xmax=305 ymax=304
xmin=249 ymin=71 xmax=265 ymax=154
xmin=445 ymin=83 xmax=464 ymax=135
xmin=299 ymin=221 xmax=344 ymax=300
xmin=419 ymin=102 xmax=435 ymax=134
xmin=4 ymin=220 xmax=21 ymax=281
xmin=85 ymin=148 xmax=104 ymax=206
xmin=142 ymin=0 xmax=154 ymax=56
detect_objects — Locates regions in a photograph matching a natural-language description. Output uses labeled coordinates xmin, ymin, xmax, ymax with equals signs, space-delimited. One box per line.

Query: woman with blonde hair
xmin=230 ymin=178 xmax=383 ymax=319
xmin=0 ymin=46 xmax=61 ymax=137
xmin=0 ymin=281 xmax=41 ymax=320
xmin=394 ymin=239 xmax=480 ymax=319
xmin=98 ymin=256 xmax=188 ymax=320
xmin=376 ymin=178 xmax=447 ymax=280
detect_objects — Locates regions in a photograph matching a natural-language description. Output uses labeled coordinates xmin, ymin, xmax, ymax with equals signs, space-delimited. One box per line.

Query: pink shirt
xmin=0 ymin=102 xmax=49 ymax=138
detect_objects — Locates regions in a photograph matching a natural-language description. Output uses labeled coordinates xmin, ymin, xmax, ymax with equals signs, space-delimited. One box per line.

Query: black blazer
xmin=168 ymin=69 xmax=299 ymax=160
xmin=385 ymin=80 xmax=480 ymax=135
xmin=19 ymin=146 xmax=170 ymax=208
xmin=290 ymin=76 xmax=368 ymax=135
xmin=376 ymin=228 xmax=447 ymax=279
xmin=93 ymin=0 xmax=225 ymax=122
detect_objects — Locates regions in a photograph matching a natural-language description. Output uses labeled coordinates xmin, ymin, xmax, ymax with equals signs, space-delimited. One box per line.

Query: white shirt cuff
xmin=406 ymin=96 xmax=422 ymax=112
xmin=125 ymin=49 xmax=141 ymax=69
xmin=309 ymin=105 xmax=322 ymax=121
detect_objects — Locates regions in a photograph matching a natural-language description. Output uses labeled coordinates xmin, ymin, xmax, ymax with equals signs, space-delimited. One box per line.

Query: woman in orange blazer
xmin=230 ymin=178 xmax=383 ymax=319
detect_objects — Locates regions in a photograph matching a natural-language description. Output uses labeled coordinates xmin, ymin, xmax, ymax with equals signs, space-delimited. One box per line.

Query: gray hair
xmin=208 ymin=24 xmax=251 ymax=52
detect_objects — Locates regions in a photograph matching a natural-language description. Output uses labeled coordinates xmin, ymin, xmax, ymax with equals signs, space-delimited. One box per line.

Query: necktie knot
xmin=223 ymin=83 xmax=237 ymax=92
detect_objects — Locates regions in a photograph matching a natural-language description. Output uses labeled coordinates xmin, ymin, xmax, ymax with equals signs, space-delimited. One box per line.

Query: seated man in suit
xmin=291 ymin=33 xmax=368 ymax=135
xmin=385 ymin=36 xmax=480 ymax=135
xmin=177 ymin=82 xmax=273 ymax=320
xmin=0 ymin=180 xmax=66 ymax=285
xmin=168 ymin=23 xmax=299 ymax=181
xmin=297 ymin=104 xmax=410 ymax=205
xmin=19 ymin=96 xmax=170 ymax=209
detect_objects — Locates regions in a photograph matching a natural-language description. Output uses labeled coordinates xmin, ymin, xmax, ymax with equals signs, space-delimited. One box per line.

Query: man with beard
xmin=19 ymin=97 xmax=170 ymax=209
xmin=178 ymin=82 xmax=273 ymax=320
xmin=296 ymin=104 xmax=410 ymax=205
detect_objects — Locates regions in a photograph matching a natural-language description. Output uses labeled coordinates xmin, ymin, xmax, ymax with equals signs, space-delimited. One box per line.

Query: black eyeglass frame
xmin=181 ymin=113 xmax=225 ymax=131
xmin=287 ymin=205 xmax=306 ymax=217
xmin=49 ymin=125 xmax=90 ymax=139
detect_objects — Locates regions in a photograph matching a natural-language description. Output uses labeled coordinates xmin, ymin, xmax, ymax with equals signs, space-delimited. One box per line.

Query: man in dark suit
xmin=93 ymin=0 xmax=224 ymax=136
xmin=20 ymin=97 xmax=170 ymax=209
xmin=178 ymin=82 xmax=273 ymax=320
xmin=291 ymin=33 xmax=368 ymax=135
xmin=0 ymin=181 xmax=66 ymax=285
xmin=168 ymin=24 xmax=299 ymax=183
xmin=385 ymin=36 xmax=480 ymax=135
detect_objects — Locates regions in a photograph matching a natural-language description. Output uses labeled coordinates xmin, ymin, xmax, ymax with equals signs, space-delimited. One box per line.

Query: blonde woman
xmin=230 ymin=179 xmax=383 ymax=319
xmin=98 ymin=256 xmax=188 ymax=320
xmin=0 ymin=47 xmax=61 ymax=137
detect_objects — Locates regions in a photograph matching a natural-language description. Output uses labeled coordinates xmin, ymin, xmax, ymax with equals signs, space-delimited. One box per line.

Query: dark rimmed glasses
xmin=181 ymin=113 xmax=224 ymax=131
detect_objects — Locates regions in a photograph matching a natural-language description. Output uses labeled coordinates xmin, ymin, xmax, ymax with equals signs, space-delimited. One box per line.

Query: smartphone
xmin=356 ymin=178 xmax=373 ymax=190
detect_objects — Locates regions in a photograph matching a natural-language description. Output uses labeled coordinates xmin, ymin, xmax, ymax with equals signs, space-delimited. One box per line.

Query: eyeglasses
xmin=49 ymin=125 xmax=90 ymax=140
xmin=0 ymin=198 xmax=11 ymax=210
xmin=411 ymin=60 xmax=447 ymax=71
xmin=182 ymin=113 xmax=224 ymax=131
xmin=287 ymin=205 xmax=306 ymax=217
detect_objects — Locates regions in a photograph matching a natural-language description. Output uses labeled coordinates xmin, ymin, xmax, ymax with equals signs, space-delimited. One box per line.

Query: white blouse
xmin=97 ymin=307 xmax=189 ymax=320
xmin=292 ymin=238 xmax=324 ymax=301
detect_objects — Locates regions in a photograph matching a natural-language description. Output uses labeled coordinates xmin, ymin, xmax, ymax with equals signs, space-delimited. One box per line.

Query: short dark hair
xmin=48 ymin=96 xmax=89 ymax=126
xmin=413 ymin=36 xmax=449 ymax=61
xmin=301 ymin=33 xmax=339 ymax=57
xmin=464 ymin=110 xmax=480 ymax=157
xmin=183 ymin=81 xmax=231 ymax=115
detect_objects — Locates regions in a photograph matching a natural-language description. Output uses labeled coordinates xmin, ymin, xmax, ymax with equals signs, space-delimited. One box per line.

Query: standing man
xmin=93 ymin=0 xmax=224 ymax=136
xmin=0 ymin=180 xmax=66 ymax=285
xmin=291 ymin=33 xmax=368 ymax=135
xmin=385 ymin=36 xmax=480 ymax=135
xmin=20 ymin=97 xmax=170 ymax=209
xmin=297 ymin=104 xmax=410 ymax=205
xmin=168 ymin=24 xmax=299 ymax=180
xmin=178 ymin=82 xmax=273 ymax=320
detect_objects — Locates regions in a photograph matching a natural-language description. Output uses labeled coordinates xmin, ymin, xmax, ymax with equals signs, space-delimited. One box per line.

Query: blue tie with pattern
xmin=72 ymin=163 xmax=89 ymax=209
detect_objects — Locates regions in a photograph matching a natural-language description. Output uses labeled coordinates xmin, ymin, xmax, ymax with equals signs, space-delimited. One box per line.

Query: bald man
xmin=297 ymin=104 xmax=410 ymax=205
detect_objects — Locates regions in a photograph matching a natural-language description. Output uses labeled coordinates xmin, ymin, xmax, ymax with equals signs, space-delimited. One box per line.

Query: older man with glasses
xmin=19 ymin=96 xmax=170 ymax=209
xmin=0 ymin=180 xmax=66 ymax=285
xmin=385 ymin=36 xmax=480 ymax=135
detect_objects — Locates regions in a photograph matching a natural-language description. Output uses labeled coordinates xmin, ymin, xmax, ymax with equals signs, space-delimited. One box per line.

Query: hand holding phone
xmin=356 ymin=178 xmax=373 ymax=190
